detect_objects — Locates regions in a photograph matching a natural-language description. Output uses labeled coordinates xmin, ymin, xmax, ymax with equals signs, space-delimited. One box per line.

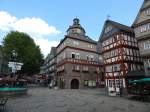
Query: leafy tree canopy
xmin=2 ymin=31 xmax=44 ymax=76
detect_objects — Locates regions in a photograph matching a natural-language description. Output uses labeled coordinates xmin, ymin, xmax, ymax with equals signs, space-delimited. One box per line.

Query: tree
xmin=2 ymin=31 xmax=44 ymax=76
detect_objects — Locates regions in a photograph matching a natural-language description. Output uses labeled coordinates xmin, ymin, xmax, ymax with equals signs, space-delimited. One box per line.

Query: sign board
xmin=8 ymin=62 xmax=23 ymax=66
xmin=8 ymin=62 xmax=23 ymax=67
xmin=11 ymin=65 xmax=22 ymax=70
xmin=8 ymin=61 xmax=23 ymax=73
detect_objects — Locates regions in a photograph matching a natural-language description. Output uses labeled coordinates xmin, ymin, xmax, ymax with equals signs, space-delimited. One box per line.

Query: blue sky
xmin=0 ymin=0 xmax=143 ymax=56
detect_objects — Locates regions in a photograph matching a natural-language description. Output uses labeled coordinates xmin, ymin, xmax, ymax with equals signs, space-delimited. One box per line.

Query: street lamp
xmin=11 ymin=50 xmax=18 ymax=76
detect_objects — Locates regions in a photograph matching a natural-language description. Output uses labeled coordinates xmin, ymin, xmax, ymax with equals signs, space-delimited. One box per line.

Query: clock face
xmin=105 ymin=26 xmax=112 ymax=33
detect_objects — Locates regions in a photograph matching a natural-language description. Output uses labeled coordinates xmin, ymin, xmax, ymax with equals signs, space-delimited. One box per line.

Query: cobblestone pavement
xmin=6 ymin=88 xmax=150 ymax=112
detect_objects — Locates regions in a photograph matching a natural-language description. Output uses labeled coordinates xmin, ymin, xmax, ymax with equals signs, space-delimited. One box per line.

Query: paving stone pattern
xmin=6 ymin=88 xmax=150 ymax=112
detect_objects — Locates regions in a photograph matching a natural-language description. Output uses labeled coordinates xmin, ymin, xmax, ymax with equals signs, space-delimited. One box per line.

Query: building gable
xmin=99 ymin=20 xmax=133 ymax=42
xmin=133 ymin=0 xmax=150 ymax=27
xmin=99 ymin=20 xmax=119 ymax=42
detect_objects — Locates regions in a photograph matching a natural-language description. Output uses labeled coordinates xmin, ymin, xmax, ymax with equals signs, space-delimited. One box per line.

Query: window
xmin=73 ymin=65 xmax=80 ymax=71
xmin=83 ymin=66 xmax=89 ymax=72
xmin=143 ymin=41 xmax=150 ymax=49
xmin=113 ymin=65 xmax=120 ymax=72
xmin=76 ymin=66 xmax=80 ymax=70
xmin=148 ymin=23 xmax=150 ymax=30
xmin=71 ymin=52 xmax=75 ymax=59
xmin=115 ymin=79 xmax=123 ymax=88
xmin=87 ymin=55 xmax=94 ymax=61
xmin=114 ymin=66 xmax=118 ymax=72
xmin=140 ymin=25 xmax=147 ymax=32
xmin=71 ymin=52 xmax=80 ymax=59
xmin=109 ymin=80 xmax=113 ymax=87
xmin=123 ymin=35 xmax=127 ymax=40
xmin=145 ymin=8 xmax=150 ymax=16
xmin=126 ymin=48 xmax=129 ymax=55
xmin=135 ymin=23 xmax=150 ymax=34
xmin=116 ymin=35 xmax=119 ymax=40
xmin=90 ymin=55 xmax=94 ymax=61
xmin=76 ymin=53 xmax=80 ymax=59
xmin=84 ymin=80 xmax=88 ymax=86
xmin=111 ymin=50 xmax=116 ymax=57
xmin=73 ymin=41 xmax=79 ymax=46
xmin=87 ymin=55 xmax=89 ymax=60
xmin=105 ymin=26 xmax=112 ymax=33
xmin=88 ymin=44 xmax=93 ymax=48
xmin=130 ymin=49 xmax=133 ymax=55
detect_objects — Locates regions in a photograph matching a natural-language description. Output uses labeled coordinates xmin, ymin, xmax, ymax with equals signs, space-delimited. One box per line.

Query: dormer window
xmin=105 ymin=26 xmax=112 ymax=33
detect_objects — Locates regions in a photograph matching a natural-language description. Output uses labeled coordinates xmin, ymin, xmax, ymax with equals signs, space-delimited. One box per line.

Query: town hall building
xmin=56 ymin=18 xmax=103 ymax=89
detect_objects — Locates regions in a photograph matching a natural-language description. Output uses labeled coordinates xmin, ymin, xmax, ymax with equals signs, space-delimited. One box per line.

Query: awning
xmin=129 ymin=78 xmax=150 ymax=83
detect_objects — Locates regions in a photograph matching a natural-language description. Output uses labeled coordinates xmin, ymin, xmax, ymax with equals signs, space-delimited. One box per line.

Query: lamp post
xmin=11 ymin=50 xmax=18 ymax=76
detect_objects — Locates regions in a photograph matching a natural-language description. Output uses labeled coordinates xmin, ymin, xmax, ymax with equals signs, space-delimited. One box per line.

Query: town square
xmin=6 ymin=87 xmax=150 ymax=112
xmin=0 ymin=0 xmax=150 ymax=112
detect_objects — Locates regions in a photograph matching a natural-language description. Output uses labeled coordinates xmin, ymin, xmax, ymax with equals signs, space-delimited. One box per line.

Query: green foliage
xmin=2 ymin=31 xmax=44 ymax=75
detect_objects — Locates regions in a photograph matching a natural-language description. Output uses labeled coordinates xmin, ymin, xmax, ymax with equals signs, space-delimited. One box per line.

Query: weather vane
xmin=107 ymin=14 xmax=111 ymax=20
xmin=76 ymin=16 xmax=79 ymax=19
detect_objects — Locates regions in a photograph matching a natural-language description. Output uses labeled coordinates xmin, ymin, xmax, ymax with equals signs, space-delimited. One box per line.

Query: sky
xmin=0 ymin=0 xmax=143 ymax=57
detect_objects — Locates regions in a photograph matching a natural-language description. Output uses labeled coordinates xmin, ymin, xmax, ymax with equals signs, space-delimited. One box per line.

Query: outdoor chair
xmin=0 ymin=97 xmax=8 ymax=111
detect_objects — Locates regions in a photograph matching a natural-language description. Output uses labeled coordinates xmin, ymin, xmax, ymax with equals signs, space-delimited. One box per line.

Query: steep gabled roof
xmin=99 ymin=20 xmax=134 ymax=41
xmin=132 ymin=0 xmax=150 ymax=27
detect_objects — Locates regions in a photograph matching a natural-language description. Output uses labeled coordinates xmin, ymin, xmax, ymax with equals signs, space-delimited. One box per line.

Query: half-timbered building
xmin=100 ymin=20 xmax=143 ymax=95
xmin=132 ymin=0 xmax=150 ymax=77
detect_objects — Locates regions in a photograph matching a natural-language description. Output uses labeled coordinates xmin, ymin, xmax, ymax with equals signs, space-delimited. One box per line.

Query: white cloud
xmin=0 ymin=11 xmax=17 ymax=31
xmin=34 ymin=38 xmax=59 ymax=57
xmin=0 ymin=11 xmax=61 ymax=56
xmin=12 ymin=17 xmax=61 ymax=37
xmin=0 ymin=11 xmax=61 ymax=36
